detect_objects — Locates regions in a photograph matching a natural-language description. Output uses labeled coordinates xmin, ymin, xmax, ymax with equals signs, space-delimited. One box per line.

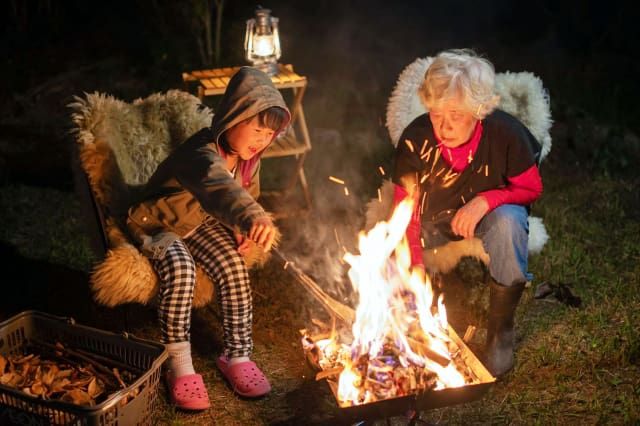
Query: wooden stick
xmin=273 ymin=248 xmax=355 ymax=325
xmin=316 ymin=366 xmax=344 ymax=381
xmin=75 ymin=348 xmax=143 ymax=375
xmin=406 ymin=336 xmax=450 ymax=367
xmin=463 ymin=325 xmax=477 ymax=343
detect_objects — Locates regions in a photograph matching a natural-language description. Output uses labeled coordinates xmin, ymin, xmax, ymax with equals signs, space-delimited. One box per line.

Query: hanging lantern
xmin=244 ymin=7 xmax=281 ymax=76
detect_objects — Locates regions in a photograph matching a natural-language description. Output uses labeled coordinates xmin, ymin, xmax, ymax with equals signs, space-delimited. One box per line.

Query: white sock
xmin=166 ymin=341 xmax=196 ymax=378
xmin=228 ymin=356 xmax=250 ymax=366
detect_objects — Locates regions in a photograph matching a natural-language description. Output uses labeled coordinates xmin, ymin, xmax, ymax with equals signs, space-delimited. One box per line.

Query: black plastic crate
xmin=0 ymin=311 xmax=167 ymax=425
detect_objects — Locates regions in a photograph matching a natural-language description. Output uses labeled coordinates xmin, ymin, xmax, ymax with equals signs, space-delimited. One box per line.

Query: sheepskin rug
xmin=379 ymin=58 xmax=552 ymax=272
xmin=70 ymin=90 xmax=216 ymax=307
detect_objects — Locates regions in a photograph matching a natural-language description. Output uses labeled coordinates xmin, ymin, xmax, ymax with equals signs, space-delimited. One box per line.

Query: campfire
xmin=301 ymin=197 xmax=495 ymax=411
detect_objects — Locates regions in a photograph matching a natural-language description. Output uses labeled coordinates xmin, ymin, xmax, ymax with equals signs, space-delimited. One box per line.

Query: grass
xmin=1 ymin=140 xmax=638 ymax=425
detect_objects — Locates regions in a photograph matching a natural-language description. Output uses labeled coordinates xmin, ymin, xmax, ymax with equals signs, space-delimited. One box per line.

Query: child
xmin=126 ymin=67 xmax=290 ymax=410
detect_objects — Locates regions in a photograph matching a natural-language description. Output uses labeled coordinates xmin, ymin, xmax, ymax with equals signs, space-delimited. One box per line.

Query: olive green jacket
xmin=127 ymin=67 xmax=290 ymax=258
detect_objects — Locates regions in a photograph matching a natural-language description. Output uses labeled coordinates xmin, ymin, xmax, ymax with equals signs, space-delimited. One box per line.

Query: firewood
xmin=405 ymin=336 xmax=450 ymax=367
xmin=75 ymin=348 xmax=144 ymax=375
xmin=315 ymin=366 xmax=344 ymax=381
xmin=463 ymin=325 xmax=477 ymax=342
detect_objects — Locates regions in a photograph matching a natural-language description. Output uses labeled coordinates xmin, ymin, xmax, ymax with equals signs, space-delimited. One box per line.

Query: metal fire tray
xmin=324 ymin=326 xmax=495 ymax=422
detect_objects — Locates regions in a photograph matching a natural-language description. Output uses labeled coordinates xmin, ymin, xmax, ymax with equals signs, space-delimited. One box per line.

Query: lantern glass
xmin=244 ymin=7 xmax=281 ymax=75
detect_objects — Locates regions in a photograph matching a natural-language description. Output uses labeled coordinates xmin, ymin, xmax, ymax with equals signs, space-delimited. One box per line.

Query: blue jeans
xmin=423 ymin=204 xmax=532 ymax=287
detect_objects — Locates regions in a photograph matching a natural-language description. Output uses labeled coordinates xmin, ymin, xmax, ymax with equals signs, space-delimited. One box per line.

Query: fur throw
xmin=70 ymin=90 xmax=273 ymax=307
xmin=385 ymin=57 xmax=553 ymax=162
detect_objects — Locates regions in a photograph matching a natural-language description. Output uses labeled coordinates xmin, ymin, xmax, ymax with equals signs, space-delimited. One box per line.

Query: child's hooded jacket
xmin=126 ymin=67 xmax=290 ymax=258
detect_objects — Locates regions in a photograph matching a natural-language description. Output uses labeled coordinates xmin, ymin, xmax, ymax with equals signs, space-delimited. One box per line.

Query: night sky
xmin=2 ymin=0 xmax=638 ymax=129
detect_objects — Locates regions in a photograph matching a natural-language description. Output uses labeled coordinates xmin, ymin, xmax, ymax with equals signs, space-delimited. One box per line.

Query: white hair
xmin=419 ymin=49 xmax=500 ymax=119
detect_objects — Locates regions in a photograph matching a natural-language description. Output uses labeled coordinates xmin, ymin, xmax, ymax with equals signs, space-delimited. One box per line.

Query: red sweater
xmin=394 ymin=120 xmax=543 ymax=267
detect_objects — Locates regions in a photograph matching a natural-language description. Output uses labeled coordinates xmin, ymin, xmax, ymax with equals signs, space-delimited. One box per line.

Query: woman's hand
xmin=451 ymin=196 xmax=490 ymax=239
xmin=247 ymin=216 xmax=276 ymax=252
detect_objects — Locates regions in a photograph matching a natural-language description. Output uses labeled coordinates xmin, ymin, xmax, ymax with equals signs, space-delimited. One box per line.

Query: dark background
xmin=2 ymin=0 xmax=639 ymax=140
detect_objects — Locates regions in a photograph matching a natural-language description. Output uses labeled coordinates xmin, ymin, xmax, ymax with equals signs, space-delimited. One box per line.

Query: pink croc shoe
xmin=216 ymin=355 xmax=272 ymax=397
xmin=166 ymin=373 xmax=211 ymax=410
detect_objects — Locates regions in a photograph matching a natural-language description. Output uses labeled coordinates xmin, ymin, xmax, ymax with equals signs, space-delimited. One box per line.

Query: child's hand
xmin=235 ymin=233 xmax=252 ymax=256
xmin=248 ymin=216 xmax=276 ymax=252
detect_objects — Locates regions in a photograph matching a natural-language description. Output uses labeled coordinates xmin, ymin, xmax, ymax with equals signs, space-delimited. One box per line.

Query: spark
xmin=329 ymin=176 xmax=345 ymax=185
xmin=430 ymin=149 xmax=441 ymax=174
xmin=378 ymin=166 xmax=386 ymax=176
xmin=443 ymin=170 xmax=458 ymax=182
xmin=485 ymin=165 xmax=489 ymax=177
xmin=344 ymin=187 xmax=349 ymax=196
xmin=420 ymin=140 xmax=429 ymax=155
xmin=404 ymin=139 xmax=415 ymax=152
xmin=377 ymin=188 xmax=382 ymax=203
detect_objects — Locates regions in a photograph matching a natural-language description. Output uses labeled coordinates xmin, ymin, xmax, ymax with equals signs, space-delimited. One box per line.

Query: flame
xmin=336 ymin=197 xmax=466 ymax=405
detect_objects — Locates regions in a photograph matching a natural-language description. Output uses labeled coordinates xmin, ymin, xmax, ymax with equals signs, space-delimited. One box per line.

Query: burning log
xmin=315 ymin=366 xmax=344 ymax=381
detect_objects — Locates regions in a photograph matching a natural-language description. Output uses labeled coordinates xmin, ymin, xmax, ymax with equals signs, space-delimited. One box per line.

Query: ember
xmin=302 ymin=197 xmax=490 ymax=407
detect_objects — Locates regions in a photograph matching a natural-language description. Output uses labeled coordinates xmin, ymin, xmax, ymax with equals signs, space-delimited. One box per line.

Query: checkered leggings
xmin=153 ymin=221 xmax=253 ymax=358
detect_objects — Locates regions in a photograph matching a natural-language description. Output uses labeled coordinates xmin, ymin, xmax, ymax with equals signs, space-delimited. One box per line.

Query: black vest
xmin=393 ymin=110 xmax=541 ymax=223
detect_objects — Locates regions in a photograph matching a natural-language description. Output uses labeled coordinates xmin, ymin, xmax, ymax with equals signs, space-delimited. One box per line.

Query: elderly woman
xmin=392 ymin=49 xmax=543 ymax=377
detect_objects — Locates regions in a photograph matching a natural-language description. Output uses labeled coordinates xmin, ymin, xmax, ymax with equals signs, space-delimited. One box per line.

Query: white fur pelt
xmin=495 ymin=72 xmax=553 ymax=162
xmin=366 ymin=180 xmax=547 ymax=274
xmin=70 ymin=90 xmax=216 ymax=307
xmin=385 ymin=57 xmax=434 ymax=149
xmin=385 ymin=57 xmax=552 ymax=162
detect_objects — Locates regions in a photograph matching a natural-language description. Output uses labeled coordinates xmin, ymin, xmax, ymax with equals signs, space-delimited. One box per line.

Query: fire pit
xmin=304 ymin=325 xmax=494 ymax=422
xmin=300 ymin=198 xmax=495 ymax=422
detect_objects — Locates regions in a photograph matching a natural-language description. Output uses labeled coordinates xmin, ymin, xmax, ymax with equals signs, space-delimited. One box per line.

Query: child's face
xmin=225 ymin=115 xmax=275 ymax=160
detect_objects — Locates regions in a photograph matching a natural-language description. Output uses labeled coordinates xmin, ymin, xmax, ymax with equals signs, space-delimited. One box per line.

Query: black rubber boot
xmin=484 ymin=280 xmax=526 ymax=377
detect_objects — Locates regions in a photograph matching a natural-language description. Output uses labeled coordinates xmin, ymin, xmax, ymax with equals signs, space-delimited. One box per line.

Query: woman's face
xmin=225 ymin=115 xmax=275 ymax=160
xmin=428 ymin=97 xmax=478 ymax=148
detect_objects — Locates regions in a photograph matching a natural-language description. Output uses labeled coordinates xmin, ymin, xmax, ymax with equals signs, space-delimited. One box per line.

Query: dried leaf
xmin=41 ymin=366 xmax=57 ymax=386
xmin=31 ymin=382 xmax=46 ymax=397
xmin=56 ymin=369 xmax=73 ymax=379
xmin=87 ymin=377 xmax=104 ymax=399
xmin=62 ymin=389 xmax=93 ymax=406
xmin=50 ymin=377 xmax=71 ymax=393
